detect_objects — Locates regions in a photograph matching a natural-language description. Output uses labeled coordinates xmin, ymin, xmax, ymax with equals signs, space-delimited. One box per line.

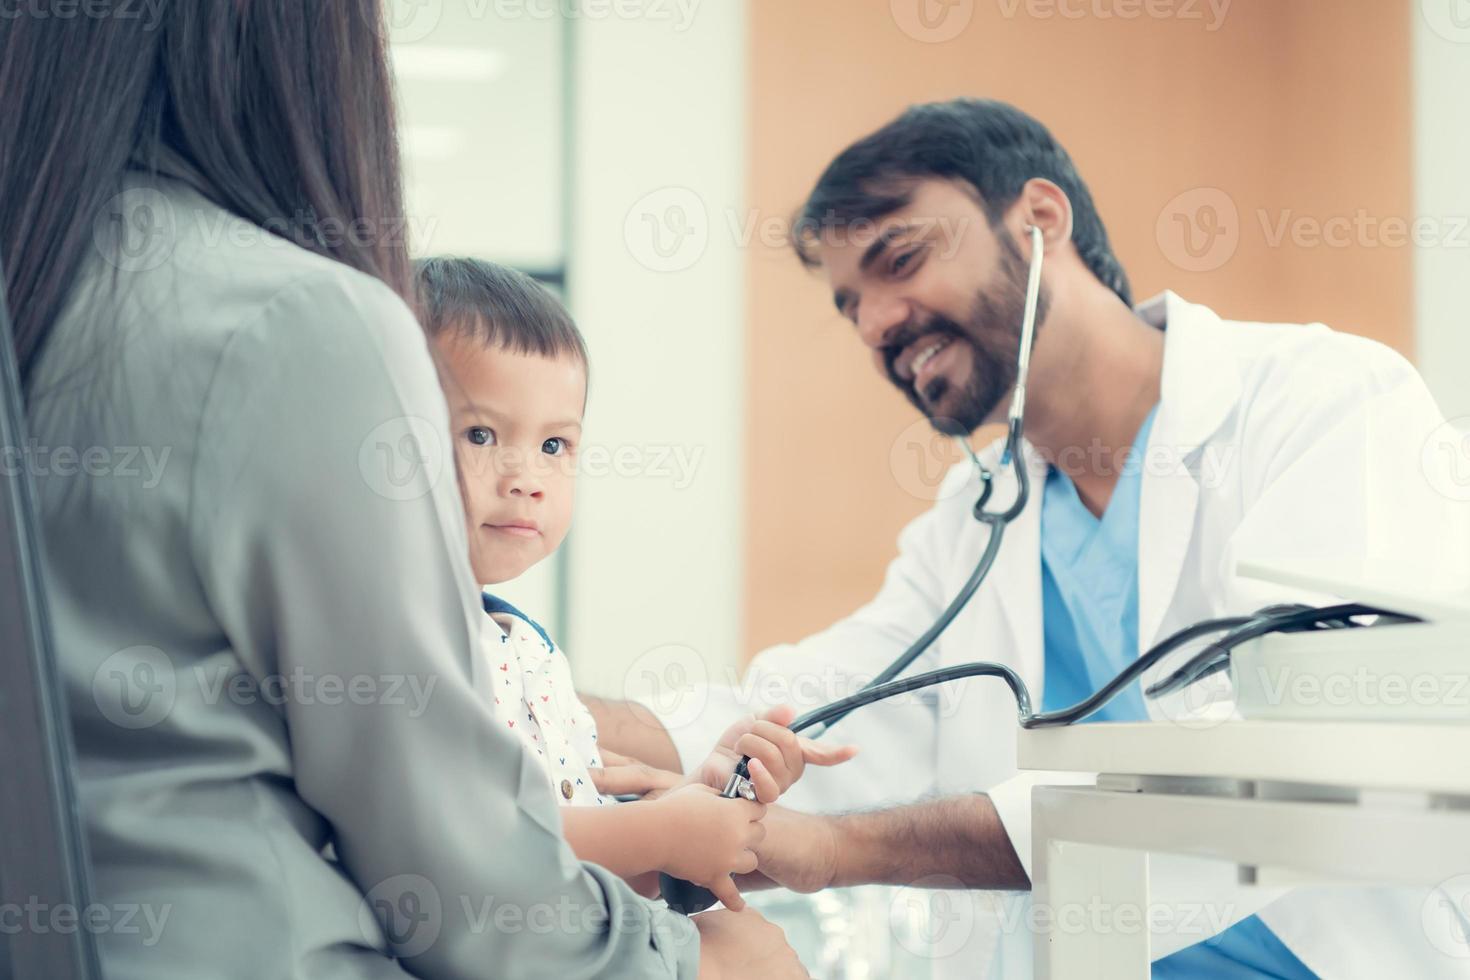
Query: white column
xmin=565 ymin=2 xmax=747 ymax=699
xmin=1413 ymin=2 xmax=1470 ymax=422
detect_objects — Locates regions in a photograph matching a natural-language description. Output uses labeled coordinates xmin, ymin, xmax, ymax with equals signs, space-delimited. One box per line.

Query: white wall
xmin=392 ymin=1 xmax=746 ymax=690
xmin=393 ymin=3 xmax=569 ymax=625
xmin=565 ymin=3 xmax=748 ymax=699
xmin=393 ymin=4 xmax=566 ymax=270
xmin=1413 ymin=3 xmax=1470 ymax=422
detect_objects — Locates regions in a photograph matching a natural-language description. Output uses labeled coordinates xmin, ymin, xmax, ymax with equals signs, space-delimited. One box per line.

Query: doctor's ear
xmin=1010 ymin=178 xmax=1073 ymax=255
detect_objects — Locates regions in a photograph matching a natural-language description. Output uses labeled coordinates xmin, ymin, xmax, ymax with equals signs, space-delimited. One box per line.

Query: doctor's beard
xmin=887 ymin=231 xmax=1049 ymax=436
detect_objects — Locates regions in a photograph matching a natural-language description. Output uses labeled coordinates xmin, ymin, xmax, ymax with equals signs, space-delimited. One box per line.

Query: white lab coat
xmin=645 ymin=292 xmax=1470 ymax=978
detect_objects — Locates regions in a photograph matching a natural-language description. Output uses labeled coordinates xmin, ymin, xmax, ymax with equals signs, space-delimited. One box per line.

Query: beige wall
xmin=743 ymin=0 xmax=1412 ymax=657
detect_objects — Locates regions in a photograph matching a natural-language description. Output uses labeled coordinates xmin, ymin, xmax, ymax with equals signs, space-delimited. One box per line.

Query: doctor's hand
xmin=697 ymin=706 xmax=858 ymax=804
xmin=735 ymin=804 xmax=839 ymax=896
xmin=652 ymin=784 xmax=766 ymax=911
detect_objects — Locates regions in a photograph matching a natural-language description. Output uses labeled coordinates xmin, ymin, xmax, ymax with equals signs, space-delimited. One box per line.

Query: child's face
xmin=437 ymin=333 xmax=586 ymax=585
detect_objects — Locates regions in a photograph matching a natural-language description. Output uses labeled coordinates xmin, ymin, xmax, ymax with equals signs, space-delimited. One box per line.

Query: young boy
xmin=414 ymin=256 xmax=854 ymax=909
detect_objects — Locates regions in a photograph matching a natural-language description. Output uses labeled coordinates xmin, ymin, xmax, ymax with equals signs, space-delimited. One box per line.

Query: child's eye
xmin=541 ymin=437 xmax=566 ymax=456
xmin=466 ymin=426 xmax=495 ymax=447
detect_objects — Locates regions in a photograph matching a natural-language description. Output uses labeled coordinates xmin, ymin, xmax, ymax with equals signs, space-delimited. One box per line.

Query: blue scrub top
xmin=1039 ymin=404 xmax=1316 ymax=979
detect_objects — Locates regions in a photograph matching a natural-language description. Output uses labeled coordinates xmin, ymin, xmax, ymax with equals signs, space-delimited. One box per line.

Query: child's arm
xmin=562 ymin=785 xmax=765 ymax=910
xmin=560 ymin=801 xmax=668 ymax=882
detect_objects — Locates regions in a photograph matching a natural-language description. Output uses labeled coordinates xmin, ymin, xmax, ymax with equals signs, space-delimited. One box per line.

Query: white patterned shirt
xmin=476 ymin=593 xmax=607 ymax=807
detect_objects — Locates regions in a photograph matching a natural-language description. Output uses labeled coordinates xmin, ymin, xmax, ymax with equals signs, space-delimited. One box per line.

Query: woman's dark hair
xmin=793 ymin=98 xmax=1132 ymax=307
xmin=414 ymin=257 xmax=588 ymax=367
xmin=0 ymin=1 xmax=412 ymax=386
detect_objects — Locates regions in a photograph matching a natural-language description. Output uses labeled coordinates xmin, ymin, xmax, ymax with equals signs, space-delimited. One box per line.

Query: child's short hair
xmin=414 ymin=256 xmax=588 ymax=366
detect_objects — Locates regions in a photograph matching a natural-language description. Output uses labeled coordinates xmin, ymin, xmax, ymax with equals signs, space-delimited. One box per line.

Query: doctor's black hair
xmin=414 ymin=256 xmax=588 ymax=368
xmin=792 ymin=99 xmax=1132 ymax=308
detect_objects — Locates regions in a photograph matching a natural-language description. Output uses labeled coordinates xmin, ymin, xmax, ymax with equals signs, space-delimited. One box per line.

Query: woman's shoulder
xmin=31 ymin=173 xmax=437 ymax=478
xmin=89 ymin=173 xmax=418 ymax=355
xmin=27 ymin=172 xmax=434 ymax=426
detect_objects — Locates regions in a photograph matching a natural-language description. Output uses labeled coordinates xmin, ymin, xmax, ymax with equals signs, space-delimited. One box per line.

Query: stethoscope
xmin=659 ymin=225 xmax=1419 ymax=914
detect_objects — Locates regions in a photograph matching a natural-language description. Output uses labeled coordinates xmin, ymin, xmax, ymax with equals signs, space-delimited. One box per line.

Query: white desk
xmin=1020 ymin=721 xmax=1470 ymax=977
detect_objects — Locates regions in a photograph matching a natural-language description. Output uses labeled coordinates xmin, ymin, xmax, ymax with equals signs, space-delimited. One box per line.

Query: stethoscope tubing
xmin=665 ymin=223 xmax=1418 ymax=915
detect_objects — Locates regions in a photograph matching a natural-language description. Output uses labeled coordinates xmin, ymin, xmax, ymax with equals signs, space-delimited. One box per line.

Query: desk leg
xmin=1033 ymin=792 xmax=1151 ymax=978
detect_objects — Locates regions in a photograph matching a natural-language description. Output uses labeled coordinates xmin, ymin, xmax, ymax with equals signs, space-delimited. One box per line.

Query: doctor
xmin=588 ymin=98 xmax=1470 ymax=977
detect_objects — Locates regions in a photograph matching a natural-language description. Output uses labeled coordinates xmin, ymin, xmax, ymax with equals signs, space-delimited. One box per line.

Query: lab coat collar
xmin=966 ymin=291 xmax=1247 ymax=655
xmin=967 ymin=291 xmax=1241 ymax=469
xmin=1137 ymin=291 xmax=1245 ymax=650
xmin=1139 ymin=290 xmax=1245 ymax=458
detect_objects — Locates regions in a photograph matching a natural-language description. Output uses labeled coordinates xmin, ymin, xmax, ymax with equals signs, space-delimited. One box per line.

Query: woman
xmin=0 ymin=4 xmax=802 ymax=978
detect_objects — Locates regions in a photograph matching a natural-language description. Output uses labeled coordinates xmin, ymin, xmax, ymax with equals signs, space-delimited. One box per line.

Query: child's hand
xmin=696 ymin=705 xmax=858 ymax=804
xmin=653 ymin=784 xmax=766 ymax=910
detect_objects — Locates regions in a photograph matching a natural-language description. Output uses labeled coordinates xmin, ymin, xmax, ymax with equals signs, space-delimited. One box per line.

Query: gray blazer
xmin=27 ymin=172 xmax=695 ymax=979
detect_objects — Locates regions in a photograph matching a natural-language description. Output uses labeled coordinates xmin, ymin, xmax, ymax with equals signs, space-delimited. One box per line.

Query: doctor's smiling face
xmin=795 ymin=98 xmax=1133 ymax=437
xmin=818 ymin=177 xmax=1054 ymax=435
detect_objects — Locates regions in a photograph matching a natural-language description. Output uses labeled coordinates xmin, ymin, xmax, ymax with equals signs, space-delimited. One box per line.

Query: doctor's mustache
xmin=882 ymin=309 xmax=1026 ymax=435
xmin=880 ymin=316 xmax=971 ymax=389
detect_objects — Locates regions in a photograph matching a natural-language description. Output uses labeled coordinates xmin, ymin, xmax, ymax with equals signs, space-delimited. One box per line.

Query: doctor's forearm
xmin=582 ymin=695 xmax=684 ymax=772
xmin=831 ymin=794 xmax=1030 ymax=891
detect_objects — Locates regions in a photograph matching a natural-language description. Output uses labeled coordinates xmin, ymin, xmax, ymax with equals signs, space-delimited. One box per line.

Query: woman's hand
xmin=695 ymin=909 xmax=809 ymax=980
xmin=652 ymin=784 xmax=766 ymax=910
xmin=696 ymin=705 xmax=858 ymax=803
